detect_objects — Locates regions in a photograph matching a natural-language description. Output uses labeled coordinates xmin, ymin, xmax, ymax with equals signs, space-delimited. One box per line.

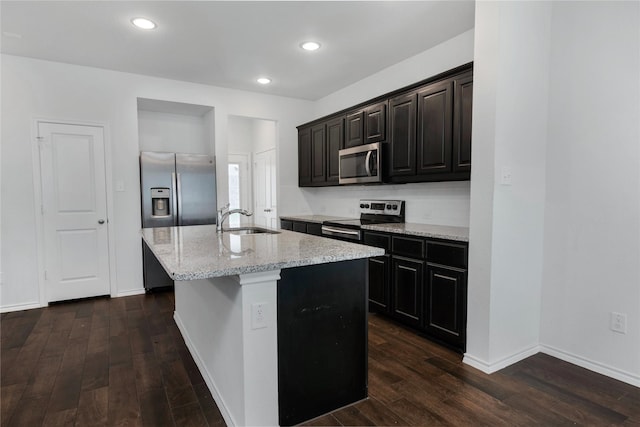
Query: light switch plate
xmin=500 ymin=166 xmax=513 ymax=185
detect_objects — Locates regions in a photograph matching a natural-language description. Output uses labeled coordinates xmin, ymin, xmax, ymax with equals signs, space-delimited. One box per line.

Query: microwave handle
xmin=365 ymin=150 xmax=373 ymax=176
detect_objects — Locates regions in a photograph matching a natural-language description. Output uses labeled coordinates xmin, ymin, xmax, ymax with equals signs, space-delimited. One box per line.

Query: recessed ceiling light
xmin=257 ymin=77 xmax=271 ymax=85
xmin=131 ymin=18 xmax=157 ymax=30
xmin=301 ymin=41 xmax=321 ymax=51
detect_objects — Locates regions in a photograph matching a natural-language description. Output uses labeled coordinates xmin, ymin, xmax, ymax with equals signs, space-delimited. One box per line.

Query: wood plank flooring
xmin=2 ymin=291 xmax=639 ymax=426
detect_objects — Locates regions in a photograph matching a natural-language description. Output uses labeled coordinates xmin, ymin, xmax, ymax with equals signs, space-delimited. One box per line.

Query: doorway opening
xmin=227 ymin=116 xmax=277 ymax=228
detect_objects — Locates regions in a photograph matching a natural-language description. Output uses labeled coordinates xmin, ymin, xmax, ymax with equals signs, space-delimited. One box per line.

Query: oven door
xmin=321 ymin=225 xmax=362 ymax=242
xmin=339 ymin=142 xmax=381 ymax=185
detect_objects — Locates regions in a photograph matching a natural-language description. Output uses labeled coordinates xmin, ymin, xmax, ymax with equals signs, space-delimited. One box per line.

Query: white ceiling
xmin=0 ymin=1 xmax=475 ymax=101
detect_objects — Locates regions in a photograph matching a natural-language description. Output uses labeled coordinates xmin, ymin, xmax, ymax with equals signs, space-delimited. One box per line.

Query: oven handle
xmin=321 ymin=226 xmax=361 ymax=239
xmin=365 ymin=150 xmax=373 ymax=176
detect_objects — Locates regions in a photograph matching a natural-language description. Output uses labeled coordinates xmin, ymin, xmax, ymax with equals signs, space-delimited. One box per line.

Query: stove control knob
xmin=365 ymin=204 xmax=370 ymax=209
xmin=392 ymin=204 xmax=398 ymax=210
xmin=360 ymin=204 xmax=365 ymax=209
xmin=386 ymin=204 xmax=392 ymax=210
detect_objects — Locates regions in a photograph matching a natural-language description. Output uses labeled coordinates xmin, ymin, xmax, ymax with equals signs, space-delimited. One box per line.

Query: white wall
xmin=228 ymin=116 xmax=276 ymax=155
xmin=0 ymin=55 xmax=313 ymax=309
xmin=540 ymin=1 xmax=640 ymax=383
xmin=465 ymin=1 xmax=552 ymax=371
xmin=137 ymin=110 xmax=210 ymax=154
xmin=466 ymin=0 xmax=640 ymax=386
xmin=282 ymin=29 xmax=475 ymax=227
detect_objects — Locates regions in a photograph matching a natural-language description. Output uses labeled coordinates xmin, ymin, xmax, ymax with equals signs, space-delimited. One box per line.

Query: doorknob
xmin=98 ymin=219 xmax=105 ymax=224
xmin=264 ymin=209 xmax=271 ymax=212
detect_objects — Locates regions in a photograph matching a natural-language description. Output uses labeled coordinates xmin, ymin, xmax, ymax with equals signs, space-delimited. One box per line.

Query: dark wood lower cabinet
xmin=364 ymin=230 xmax=468 ymax=352
xmin=424 ymin=264 xmax=466 ymax=349
xmin=391 ymin=256 xmax=423 ymax=328
xmin=368 ymin=255 xmax=390 ymax=312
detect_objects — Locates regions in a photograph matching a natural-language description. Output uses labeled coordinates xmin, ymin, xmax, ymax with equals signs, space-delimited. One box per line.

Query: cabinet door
xmin=453 ymin=72 xmax=473 ymax=174
xmin=306 ymin=222 xmax=322 ymax=236
xmin=280 ymin=220 xmax=293 ymax=230
xmin=298 ymin=127 xmax=312 ymax=186
xmin=365 ymin=102 xmax=387 ymax=144
xmin=424 ymin=264 xmax=466 ymax=350
xmin=391 ymin=256 xmax=423 ymax=327
xmin=388 ymin=92 xmax=417 ymax=177
xmin=292 ymin=222 xmax=307 ymax=233
xmin=416 ymin=80 xmax=453 ymax=175
xmin=368 ymin=255 xmax=390 ymax=313
xmin=311 ymin=124 xmax=326 ymax=184
xmin=345 ymin=110 xmax=364 ymax=148
xmin=326 ymin=116 xmax=344 ymax=184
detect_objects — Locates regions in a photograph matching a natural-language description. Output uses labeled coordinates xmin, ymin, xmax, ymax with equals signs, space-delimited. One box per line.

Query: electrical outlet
xmin=251 ymin=302 xmax=268 ymax=330
xmin=610 ymin=312 xmax=627 ymax=334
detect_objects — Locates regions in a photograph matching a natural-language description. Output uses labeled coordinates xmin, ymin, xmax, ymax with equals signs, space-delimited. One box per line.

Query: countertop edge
xmin=361 ymin=224 xmax=470 ymax=242
xmin=171 ymin=248 xmax=385 ymax=281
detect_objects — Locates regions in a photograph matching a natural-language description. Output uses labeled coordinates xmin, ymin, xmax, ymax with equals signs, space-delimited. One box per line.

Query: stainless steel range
xmin=321 ymin=200 xmax=405 ymax=242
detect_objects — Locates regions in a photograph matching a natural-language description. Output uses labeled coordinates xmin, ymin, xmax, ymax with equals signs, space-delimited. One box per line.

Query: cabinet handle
xmin=98 ymin=219 xmax=105 ymax=224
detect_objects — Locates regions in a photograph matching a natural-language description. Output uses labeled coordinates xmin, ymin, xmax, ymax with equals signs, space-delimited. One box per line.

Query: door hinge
xmin=44 ymin=270 xmax=48 ymax=280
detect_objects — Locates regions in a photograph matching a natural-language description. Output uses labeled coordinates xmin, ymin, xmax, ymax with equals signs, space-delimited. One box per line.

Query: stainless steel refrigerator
xmin=140 ymin=151 xmax=217 ymax=290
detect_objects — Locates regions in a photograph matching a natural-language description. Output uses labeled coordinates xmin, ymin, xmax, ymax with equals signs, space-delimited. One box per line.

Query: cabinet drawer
xmin=363 ymin=232 xmax=391 ymax=251
xmin=280 ymin=220 xmax=293 ymax=230
xmin=292 ymin=222 xmax=307 ymax=233
xmin=392 ymin=236 xmax=426 ymax=258
xmin=427 ymin=241 xmax=467 ymax=269
xmin=306 ymin=223 xmax=322 ymax=236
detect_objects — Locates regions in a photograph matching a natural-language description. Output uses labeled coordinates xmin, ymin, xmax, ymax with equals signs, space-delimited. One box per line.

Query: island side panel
xmin=173 ymin=272 xmax=280 ymax=427
xmin=277 ymin=259 xmax=368 ymax=426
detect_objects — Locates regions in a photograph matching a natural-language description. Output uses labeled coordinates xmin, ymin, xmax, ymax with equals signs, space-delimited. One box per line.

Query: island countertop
xmin=141 ymin=224 xmax=384 ymax=281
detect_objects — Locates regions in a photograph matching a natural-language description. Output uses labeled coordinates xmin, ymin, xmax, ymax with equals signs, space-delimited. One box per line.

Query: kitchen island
xmin=141 ymin=225 xmax=384 ymax=426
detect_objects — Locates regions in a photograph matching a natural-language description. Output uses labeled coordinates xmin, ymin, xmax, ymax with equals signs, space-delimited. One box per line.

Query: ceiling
xmin=0 ymin=1 xmax=475 ymax=101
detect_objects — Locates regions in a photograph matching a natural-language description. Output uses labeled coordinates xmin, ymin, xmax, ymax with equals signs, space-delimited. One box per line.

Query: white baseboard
xmin=540 ymin=344 xmax=640 ymax=388
xmin=463 ymin=345 xmax=541 ymax=374
xmin=0 ymin=301 xmax=43 ymax=313
xmin=174 ymin=311 xmax=237 ymax=427
xmin=115 ymin=288 xmax=146 ymax=298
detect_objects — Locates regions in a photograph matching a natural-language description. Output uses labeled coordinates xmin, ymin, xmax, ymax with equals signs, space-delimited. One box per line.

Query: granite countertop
xmin=141 ymin=224 xmax=384 ymax=281
xmin=362 ymin=223 xmax=469 ymax=242
xmin=279 ymin=214 xmax=353 ymax=224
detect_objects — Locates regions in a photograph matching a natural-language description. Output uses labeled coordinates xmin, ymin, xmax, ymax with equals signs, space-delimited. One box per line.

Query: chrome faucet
xmin=216 ymin=203 xmax=253 ymax=232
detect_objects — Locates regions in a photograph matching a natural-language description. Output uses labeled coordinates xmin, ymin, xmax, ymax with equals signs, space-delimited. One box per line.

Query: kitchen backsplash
xmin=281 ymin=181 xmax=470 ymax=227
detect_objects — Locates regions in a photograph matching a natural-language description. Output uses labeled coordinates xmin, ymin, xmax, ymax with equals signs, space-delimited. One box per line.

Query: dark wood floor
xmin=2 ymin=292 xmax=639 ymax=426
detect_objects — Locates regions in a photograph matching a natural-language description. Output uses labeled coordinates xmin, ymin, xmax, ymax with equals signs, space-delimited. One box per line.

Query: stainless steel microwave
xmin=338 ymin=142 xmax=382 ymax=184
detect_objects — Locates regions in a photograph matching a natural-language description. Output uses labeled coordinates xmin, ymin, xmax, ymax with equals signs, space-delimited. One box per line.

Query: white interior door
xmin=253 ymin=149 xmax=277 ymax=228
xmin=38 ymin=122 xmax=111 ymax=302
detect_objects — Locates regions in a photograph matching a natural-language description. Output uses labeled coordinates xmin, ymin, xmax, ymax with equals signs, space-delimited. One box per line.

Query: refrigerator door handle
xmin=176 ymin=173 xmax=183 ymax=225
xmin=171 ymin=172 xmax=178 ymax=226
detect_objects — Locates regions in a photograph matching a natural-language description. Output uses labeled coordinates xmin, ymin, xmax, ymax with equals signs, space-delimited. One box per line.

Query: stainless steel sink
xmin=225 ymin=227 xmax=280 ymax=235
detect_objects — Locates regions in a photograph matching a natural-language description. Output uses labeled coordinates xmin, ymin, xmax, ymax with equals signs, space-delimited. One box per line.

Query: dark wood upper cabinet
xmin=388 ymin=92 xmax=417 ymax=177
xmin=297 ymin=63 xmax=473 ymax=187
xmin=364 ymin=102 xmax=387 ymax=144
xmin=326 ymin=116 xmax=344 ymax=184
xmin=345 ymin=110 xmax=364 ymax=148
xmin=298 ymin=127 xmax=311 ymax=186
xmin=453 ymin=72 xmax=473 ymax=174
xmin=311 ymin=124 xmax=326 ymax=184
xmin=416 ymin=80 xmax=453 ymax=175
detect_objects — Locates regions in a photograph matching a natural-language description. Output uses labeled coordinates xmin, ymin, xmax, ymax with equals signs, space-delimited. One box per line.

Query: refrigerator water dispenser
xmin=150 ymin=188 xmax=170 ymax=217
